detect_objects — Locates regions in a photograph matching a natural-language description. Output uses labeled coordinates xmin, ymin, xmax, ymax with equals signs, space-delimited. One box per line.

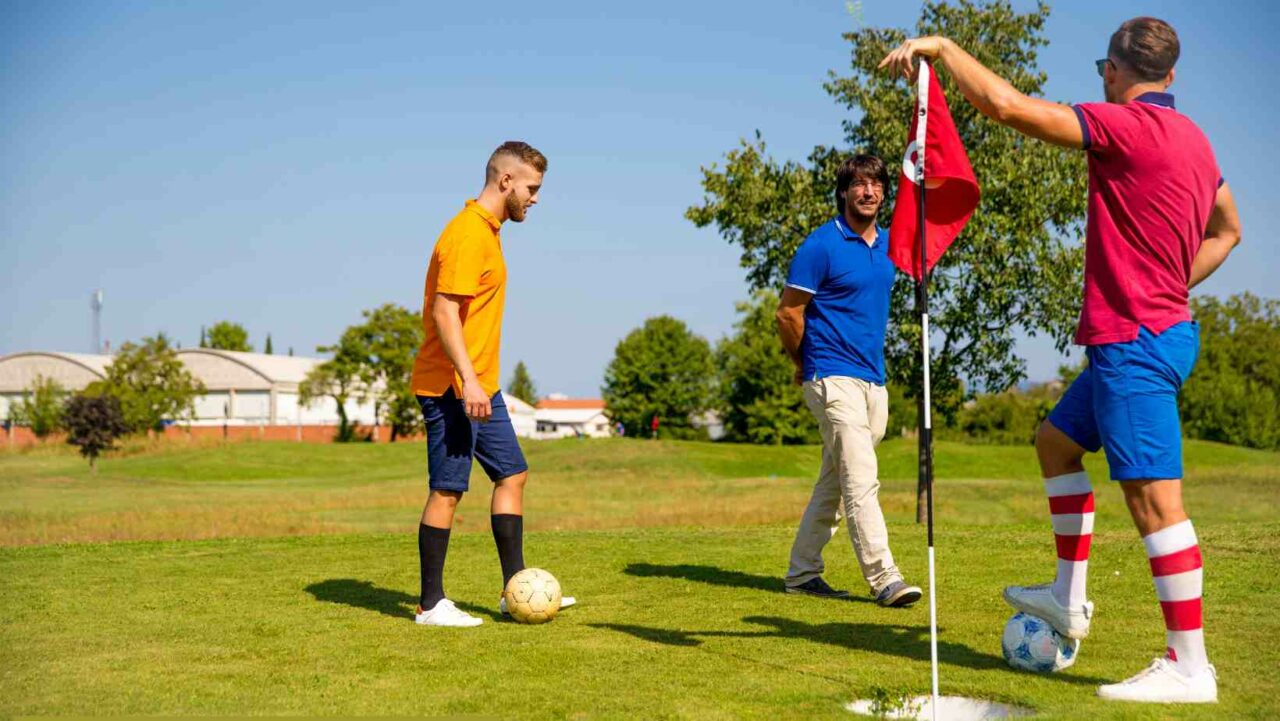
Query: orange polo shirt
xmin=411 ymin=200 xmax=508 ymax=397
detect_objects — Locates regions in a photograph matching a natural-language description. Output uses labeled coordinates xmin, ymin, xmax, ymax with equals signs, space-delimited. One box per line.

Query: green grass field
xmin=2 ymin=437 xmax=1278 ymax=719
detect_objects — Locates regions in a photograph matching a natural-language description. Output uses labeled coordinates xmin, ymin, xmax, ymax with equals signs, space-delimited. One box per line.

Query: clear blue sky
xmin=3 ymin=1 xmax=1276 ymax=396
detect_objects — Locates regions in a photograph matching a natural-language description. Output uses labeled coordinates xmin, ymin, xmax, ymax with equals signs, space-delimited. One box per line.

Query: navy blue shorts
xmin=417 ymin=389 xmax=528 ymax=493
xmin=1047 ymin=322 xmax=1199 ymax=481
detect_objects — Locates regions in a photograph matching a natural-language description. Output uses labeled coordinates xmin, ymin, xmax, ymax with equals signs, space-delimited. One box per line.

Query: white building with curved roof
xmin=0 ymin=349 xmax=376 ymax=429
xmin=0 ymin=352 xmax=113 ymax=421
xmin=174 ymin=349 xmax=377 ymax=427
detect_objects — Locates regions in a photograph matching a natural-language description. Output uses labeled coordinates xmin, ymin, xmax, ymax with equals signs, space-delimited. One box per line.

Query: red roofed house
xmin=534 ymin=395 xmax=612 ymax=439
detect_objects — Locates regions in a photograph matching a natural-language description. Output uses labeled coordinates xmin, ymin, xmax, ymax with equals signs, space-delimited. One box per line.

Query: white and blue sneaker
xmin=499 ymin=594 xmax=576 ymax=615
xmin=875 ymin=580 xmax=923 ymax=607
xmin=414 ymin=599 xmax=482 ymax=627
xmin=1003 ymin=583 xmax=1093 ymax=639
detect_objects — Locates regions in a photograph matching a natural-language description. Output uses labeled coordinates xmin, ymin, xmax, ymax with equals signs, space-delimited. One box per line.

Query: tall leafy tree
xmin=299 ymin=304 xmax=422 ymax=442
xmin=716 ymin=292 xmax=818 ymax=445
xmin=603 ymin=316 xmax=715 ymax=440
xmin=62 ymin=394 xmax=128 ymax=472
xmin=15 ymin=375 xmax=68 ymax=439
xmin=300 ymin=335 xmax=366 ymax=443
xmin=687 ymin=0 xmax=1086 ymax=420
xmin=206 ymin=321 xmax=253 ymax=352
xmin=264 ymin=334 xmax=274 ymax=355
xmin=383 ymin=391 xmax=423 ymax=442
xmin=89 ymin=334 xmax=205 ymax=434
xmin=351 ymin=303 xmax=423 ymax=441
xmin=507 ymin=361 xmax=539 ymax=405
xmin=1181 ymin=293 xmax=1280 ymax=450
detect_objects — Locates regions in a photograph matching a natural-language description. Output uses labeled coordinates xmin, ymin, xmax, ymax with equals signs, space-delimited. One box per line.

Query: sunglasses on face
xmin=1095 ymin=58 xmax=1114 ymax=77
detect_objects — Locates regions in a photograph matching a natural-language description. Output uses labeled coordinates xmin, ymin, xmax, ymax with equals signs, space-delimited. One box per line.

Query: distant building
xmin=690 ymin=410 xmax=726 ymax=441
xmin=0 ymin=349 xmax=375 ymax=431
xmin=504 ymin=393 xmax=537 ymax=438
xmin=0 ymin=352 xmax=112 ymax=421
xmin=1 ymin=350 xmax=634 ymax=444
xmin=174 ymin=349 xmax=376 ymax=427
xmin=534 ymin=396 xmax=611 ymax=439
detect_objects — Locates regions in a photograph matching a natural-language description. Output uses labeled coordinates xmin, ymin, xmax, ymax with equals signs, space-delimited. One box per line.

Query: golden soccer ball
xmin=503 ymin=568 xmax=562 ymax=624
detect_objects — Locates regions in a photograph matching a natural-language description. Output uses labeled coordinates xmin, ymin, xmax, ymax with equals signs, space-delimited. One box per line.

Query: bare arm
xmin=1189 ymin=183 xmax=1242 ymax=289
xmin=879 ymin=37 xmax=1084 ymax=149
xmin=776 ymin=287 xmax=812 ymax=385
xmin=431 ymin=292 xmax=491 ymax=421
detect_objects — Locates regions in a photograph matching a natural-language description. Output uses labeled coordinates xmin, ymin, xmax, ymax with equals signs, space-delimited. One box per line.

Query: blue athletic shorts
xmin=417 ymin=389 xmax=528 ymax=493
xmin=1046 ymin=321 xmax=1199 ymax=481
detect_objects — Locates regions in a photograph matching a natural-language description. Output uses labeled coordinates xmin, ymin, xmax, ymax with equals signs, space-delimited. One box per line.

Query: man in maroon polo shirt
xmin=880 ymin=17 xmax=1242 ymax=703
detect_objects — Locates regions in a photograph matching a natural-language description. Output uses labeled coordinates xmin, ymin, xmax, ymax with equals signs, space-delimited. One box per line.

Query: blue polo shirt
xmin=785 ymin=217 xmax=894 ymax=385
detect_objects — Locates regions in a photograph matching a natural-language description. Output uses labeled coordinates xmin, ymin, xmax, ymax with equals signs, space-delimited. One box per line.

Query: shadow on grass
xmin=306 ymin=579 xmax=416 ymax=619
xmin=590 ymin=616 xmax=1109 ymax=685
xmin=304 ymin=579 xmax=505 ymax=622
xmin=624 ymin=562 xmax=873 ymax=604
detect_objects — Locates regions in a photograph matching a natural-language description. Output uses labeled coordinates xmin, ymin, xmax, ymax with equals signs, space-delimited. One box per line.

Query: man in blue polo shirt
xmin=776 ymin=154 xmax=922 ymax=607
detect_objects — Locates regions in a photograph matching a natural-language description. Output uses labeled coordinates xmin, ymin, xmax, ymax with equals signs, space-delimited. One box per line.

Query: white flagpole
xmin=914 ymin=59 xmax=940 ymax=721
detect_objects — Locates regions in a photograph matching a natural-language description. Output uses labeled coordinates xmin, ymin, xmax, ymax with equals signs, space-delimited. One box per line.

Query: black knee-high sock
xmin=419 ymin=524 xmax=450 ymax=609
xmin=491 ymin=514 xmax=525 ymax=586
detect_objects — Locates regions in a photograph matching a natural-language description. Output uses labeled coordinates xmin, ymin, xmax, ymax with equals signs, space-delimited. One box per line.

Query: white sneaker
xmin=1002 ymin=583 xmax=1093 ymax=639
xmin=414 ymin=599 xmax=482 ymax=627
xmin=499 ymin=595 xmax=576 ymax=615
xmin=1098 ymin=658 xmax=1218 ymax=703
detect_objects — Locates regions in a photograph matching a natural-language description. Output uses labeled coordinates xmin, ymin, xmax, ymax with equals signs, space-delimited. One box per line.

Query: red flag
xmin=888 ymin=62 xmax=980 ymax=280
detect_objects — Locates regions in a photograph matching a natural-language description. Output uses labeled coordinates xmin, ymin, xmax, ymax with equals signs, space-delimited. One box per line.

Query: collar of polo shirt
xmin=1134 ymin=91 xmax=1175 ymax=109
xmin=835 ymin=216 xmax=882 ymax=248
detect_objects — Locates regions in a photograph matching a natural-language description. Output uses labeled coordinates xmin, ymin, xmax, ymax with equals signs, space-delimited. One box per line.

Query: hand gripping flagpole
xmin=913 ymin=59 xmax=940 ymax=721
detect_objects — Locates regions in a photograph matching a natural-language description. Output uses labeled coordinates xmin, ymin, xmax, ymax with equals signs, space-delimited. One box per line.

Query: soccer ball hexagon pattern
xmin=503 ymin=568 xmax=562 ymax=624
xmin=1001 ymin=611 xmax=1079 ymax=673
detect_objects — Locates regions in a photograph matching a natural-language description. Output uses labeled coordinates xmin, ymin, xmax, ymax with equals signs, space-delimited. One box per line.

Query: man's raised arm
xmin=879 ymin=36 xmax=1084 ymax=149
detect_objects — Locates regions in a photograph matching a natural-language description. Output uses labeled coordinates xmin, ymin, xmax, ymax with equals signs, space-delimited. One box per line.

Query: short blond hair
xmin=486 ymin=141 xmax=547 ymax=184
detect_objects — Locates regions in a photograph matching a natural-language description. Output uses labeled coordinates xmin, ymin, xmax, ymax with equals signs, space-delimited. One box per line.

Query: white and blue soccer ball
xmin=1001 ymin=611 xmax=1079 ymax=673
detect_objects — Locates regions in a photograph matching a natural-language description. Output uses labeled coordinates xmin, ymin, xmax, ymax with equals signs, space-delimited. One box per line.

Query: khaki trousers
xmin=785 ymin=376 xmax=901 ymax=594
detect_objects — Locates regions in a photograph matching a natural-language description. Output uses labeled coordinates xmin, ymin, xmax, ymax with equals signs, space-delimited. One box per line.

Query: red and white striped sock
xmin=1143 ymin=519 xmax=1208 ymax=675
xmin=1046 ymin=471 xmax=1093 ymax=607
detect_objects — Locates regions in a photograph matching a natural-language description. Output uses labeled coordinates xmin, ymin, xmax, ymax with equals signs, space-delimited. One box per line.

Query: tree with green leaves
xmin=383 ymin=391 xmax=423 ymax=442
xmin=300 ymin=304 xmax=422 ymax=442
xmin=603 ymin=316 xmax=715 ymax=440
xmin=264 ymin=334 xmax=274 ymax=355
xmin=350 ymin=303 xmax=423 ymax=441
xmin=206 ymin=321 xmax=253 ymax=352
xmin=1181 ymin=293 xmax=1280 ymax=450
xmin=955 ymin=384 xmax=1057 ymax=445
xmin=62 ymin=393 xmax=128 ymax=472
xmin=13 ymin=375 xmax=68 ymax=439
xmin=89 ymin=335 xmax=205 ymax=434
xmin=300 ymin=337 xmax=365 ymax=443
xmin=507 ymin=361 xmax=539 ymax=405
xmin=687 ymin=0 xmax=1086 ymax=423
xmin=716 ymin=292 xmax=818 ymax=445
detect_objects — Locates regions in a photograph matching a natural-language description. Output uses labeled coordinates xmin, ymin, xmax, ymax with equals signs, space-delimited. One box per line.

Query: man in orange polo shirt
xmin=411 ymin=141 xmax=574 ymax=627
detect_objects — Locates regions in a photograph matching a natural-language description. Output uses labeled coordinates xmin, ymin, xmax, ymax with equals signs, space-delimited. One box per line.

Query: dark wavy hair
xmin=835 ymin=154 xmax=889 ymax=215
